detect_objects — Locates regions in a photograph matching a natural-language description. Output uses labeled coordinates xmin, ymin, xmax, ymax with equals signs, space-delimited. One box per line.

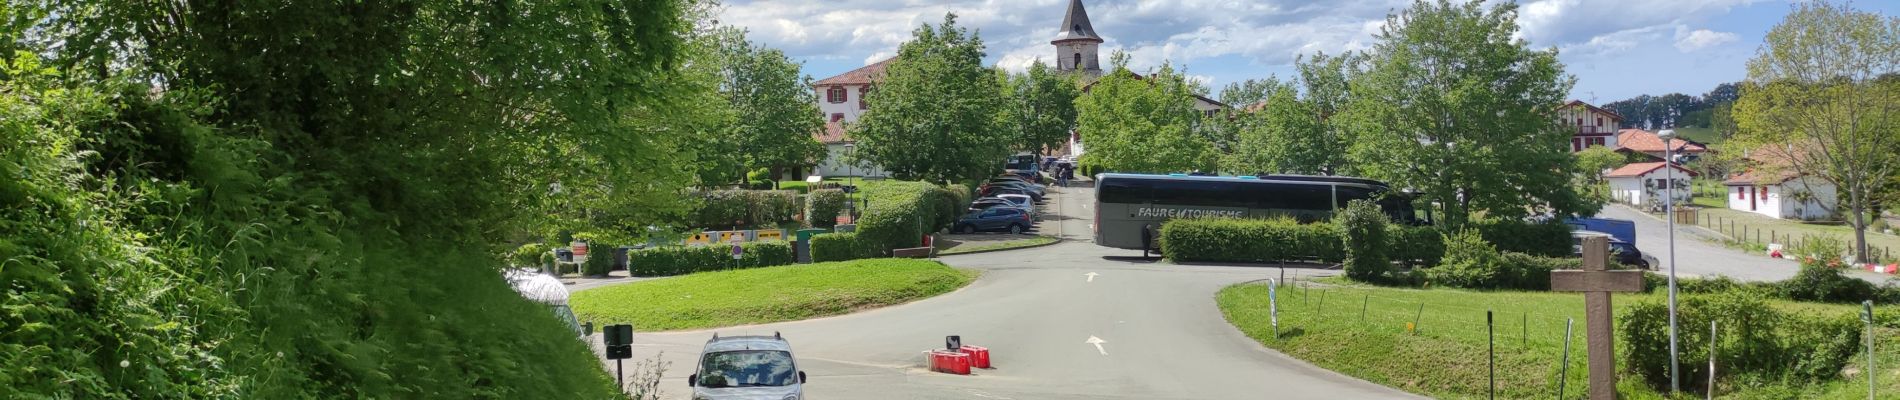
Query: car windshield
xmin=697 ymin=350 xmax=796 ymax=388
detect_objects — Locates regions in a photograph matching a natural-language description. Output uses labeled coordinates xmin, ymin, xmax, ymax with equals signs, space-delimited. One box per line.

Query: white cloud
xmin=1561 ymin=26 xmax=1667 ymax=58
xmin=1673 ymin=27 xmax=1738 ymax=52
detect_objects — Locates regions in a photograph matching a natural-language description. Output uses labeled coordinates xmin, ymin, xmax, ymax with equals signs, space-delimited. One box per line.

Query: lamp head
xmin=1657 ymin=129 xmax=1676 ymax=140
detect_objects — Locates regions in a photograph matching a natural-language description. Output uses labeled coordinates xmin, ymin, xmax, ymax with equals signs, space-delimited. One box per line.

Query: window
xmin=1575 ymin=117 xmax=1583 ymax=126
xmin=1596 ymin=117 xmax=1603 ymax=126
xmin=1203 ymin=109 xmax=1218 ymax=118
xmin=1073 ymin=53 xmax=1082 ymax=69
xmin=830 ymin=113 xmax=844 ymax=123
xmin=1759 ymin=187 xmax=1768 ymax=198
xmin=1736 ymin=187 xmax=1744 ymax=199
xmin=858 ymin=87 xmax=869 ymax=110
xmin=826 ymin=87 xmax=846 ymax=103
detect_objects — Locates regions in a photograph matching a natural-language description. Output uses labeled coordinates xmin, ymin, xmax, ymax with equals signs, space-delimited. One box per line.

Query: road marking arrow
xmin=1085 ymin=336 xmax=1107 ymax=355
xmin=1084 ymin=272 xmax=1099 ymax=282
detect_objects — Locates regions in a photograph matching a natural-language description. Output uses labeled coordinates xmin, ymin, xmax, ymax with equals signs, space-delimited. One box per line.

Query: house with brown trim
xmin=1557 ymin=100 xmax=1623 ymax=152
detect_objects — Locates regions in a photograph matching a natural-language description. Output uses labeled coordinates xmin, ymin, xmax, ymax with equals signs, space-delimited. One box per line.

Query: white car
xmin=995 ymin=194 xmax=1036 ymax=216
xmin=689 ymin=332 xmax=807 ymax=400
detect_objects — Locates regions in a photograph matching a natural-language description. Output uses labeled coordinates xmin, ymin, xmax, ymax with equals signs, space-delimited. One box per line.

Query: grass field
xmin=1217 ymin=280 xmax=1900 ymax=399
xmin=571 ymin=259 xmax=976 ymax=331
xmin=1691 ymin=206 xmax=1900 ymax=263
xmin=1673 ymin=126 xmax=1724 ymax=145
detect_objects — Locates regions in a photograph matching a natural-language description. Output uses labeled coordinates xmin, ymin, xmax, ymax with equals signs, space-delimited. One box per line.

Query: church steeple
xmin=1051 ymin=0 xmax=1104 ymax=76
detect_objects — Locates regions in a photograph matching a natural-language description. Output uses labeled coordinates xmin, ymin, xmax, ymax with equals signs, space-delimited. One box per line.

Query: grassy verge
xmin=1217 ymin=281 xmax=1898 ymax=399
xmin=937 ymin=235 xmax=1059 ymax=255
xmin=571 ymin=258 xmax=977 ymax=330
xmin=1692 ymin=206 xmax=1900 ymax=262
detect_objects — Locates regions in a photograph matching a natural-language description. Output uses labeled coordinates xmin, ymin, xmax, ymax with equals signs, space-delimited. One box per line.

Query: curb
xmin=935 ymin=236 xmax=1063 ymax=256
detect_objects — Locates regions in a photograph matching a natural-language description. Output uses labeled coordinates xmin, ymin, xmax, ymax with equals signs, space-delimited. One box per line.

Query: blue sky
xmin=718 ymin=0 xmax=1900 ymax=104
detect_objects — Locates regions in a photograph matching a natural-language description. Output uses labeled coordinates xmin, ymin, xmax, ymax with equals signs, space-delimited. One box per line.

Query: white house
xmin=1605 ymin=162 xmax=1697 ymax=208
xmin=809 ymin=59 xmax=892 ymax=178
xmin=1723 ymin=165 xmax=1838 ymax=221
xmin=1557 ymin=100 xmax=1623 ymax=152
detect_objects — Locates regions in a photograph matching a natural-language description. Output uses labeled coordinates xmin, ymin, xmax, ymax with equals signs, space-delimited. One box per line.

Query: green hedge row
xmin=805 ymin=189 xmax=849 ymax=228
xmin=810 ymin=232 xmax=879 ymax=262
xmin=689 ymin=189 xmax=802 ymax=229
xmin=627 ymin=241 xmax=794 ymax=277
xmin=856 ymin=181 xmax=965 ymax=252
xmin=1158 ymin=218 xmax=1343 ymax=264
xmin=1622 ymin=291 xmax=1863 ymax=391
xmin=1468 ymin=218 xmax=1572 ymax=257
xmin=1420 ymin=230 xmax=1574 ymax=290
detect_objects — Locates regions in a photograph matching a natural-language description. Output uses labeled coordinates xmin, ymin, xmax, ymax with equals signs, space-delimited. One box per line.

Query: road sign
xmin=731 ymin=241 xmax=744 ymax=260
xmin=603 ymin=324 xmax=633 ymax=360
xmin=946 ymin=335 xmax=961 ymax=351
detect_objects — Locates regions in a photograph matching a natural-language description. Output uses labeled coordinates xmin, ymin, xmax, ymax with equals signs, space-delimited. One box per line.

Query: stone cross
xmin=1550 ymin=236 xmax=1647 ymax=400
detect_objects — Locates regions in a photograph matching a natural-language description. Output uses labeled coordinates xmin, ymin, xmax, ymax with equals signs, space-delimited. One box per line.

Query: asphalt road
xmin=1596 ymin=205 xmax=1892 ymax=283
xmin=595 ymin=181 xmax=1419 ymax=399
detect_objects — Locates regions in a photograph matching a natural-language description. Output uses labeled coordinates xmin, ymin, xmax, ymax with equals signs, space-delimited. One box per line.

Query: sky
xmin=716 ymin=0 xmax=1900 ymax=104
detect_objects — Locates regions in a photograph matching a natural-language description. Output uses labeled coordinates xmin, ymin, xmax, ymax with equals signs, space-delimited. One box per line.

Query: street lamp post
xmin=845 ymin=143 xmax=857 ymax=219
xmin=1659 ymin=128 xmax=1681 ymax=394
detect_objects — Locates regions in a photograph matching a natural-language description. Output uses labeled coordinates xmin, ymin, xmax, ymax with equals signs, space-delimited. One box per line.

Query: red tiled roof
xmin=1561 ymin=100 xmax=1624 ymax=121
xmin=1615 ymin=129 xmax=1707 ymax=153
xmin=814 ymin=121 xmax=852 ymax=144
xmin=813 ymin=58 xmax=896 ymax=87
xmin=1605 ymin=162 xmax=1698 ymax=178
xmin=1723 ymin=147 xmax=1806 ymax=185
xmin=1079 ymin=71 xmax=1231 ymax=108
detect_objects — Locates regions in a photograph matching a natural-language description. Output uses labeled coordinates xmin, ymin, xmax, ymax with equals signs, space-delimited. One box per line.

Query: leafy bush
xmin=626 ymin=242 xmax=795 ymax=277
xmin=805 ymin=189 xmax=849 ymax=228
xmin=1424 ymin=230 xmax=1507 ymax=289
xmin=689 ymin=189 xmax=803 ymax=228
xmin=856 ymin=181 xmax=962 ymax=251
xmin=1779 ymin=264 xmax=1876 ymax=303
xmin=1622 ymin=291 xmax=1862 ymax=392
xmin=1788 ymin=233 xmax=1848 ymax=267
xmin=1339 ymin=200 xmax=1392 ymax=282
xmin=511 ymin=243 xmax=550 ymax=268
xmin=1495 ymin=252 xmax=1573 ymax=291
xmin=1469 ymin=218 xmax=1573 ymax=257
xmin=581 ymin=242 xmax=617 ymax=276
xmin=811 ymin=232 xmax=879 ymax=262
xmin=1390 ymin=224 xmax=1446 ymax=267
xmin=1158 ymin=218 xmax=1344 ymax=263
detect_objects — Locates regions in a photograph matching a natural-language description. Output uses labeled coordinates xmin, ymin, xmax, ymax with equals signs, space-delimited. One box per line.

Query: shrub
xmin=1423 ymin=230 xmax=1507 ymax=289
xmin=1621 ymin=290 xmax=1862 ymax=392
xmin=1339 ymin=200 xmax=1392 ymax=282
xmin=811 ymin=232 xmax=879 ymax=262
xmin=1779 ymin=264 xmax=1876 ymax=303
xmin=1788 ymin=233 xmax=1847 ymax=267
xmin=1390 ymin=224 xmax=1445 ymax=267
xmin=856 ymin=181 xmax=962 ymax=251
xmin=510 ymin=242 xmax=550 ymax=268
xmin=805 ymin=189 xmax=848 ymax=228
xmin=626 ymin=241 xmax=795 ymax=277
xmin=582 ymin=242 xmax=616 ymax=277
xmin=1469 ymin=218 xmax=1572 ymax=257
xmin=689 ymin=190 xmax=803 ymax=228
xmin=1158 ymin=218 xmax=1344 ymax=263
xmin=1495 ymin=252 xmax=1572 ymax=291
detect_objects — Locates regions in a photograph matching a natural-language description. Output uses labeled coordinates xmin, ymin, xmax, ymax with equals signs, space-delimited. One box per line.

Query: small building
xmin=1605 ymin=162 xmax=1697 ymax=208
xmin=1557 ymin=100 xmax=1624 ymax=152
xmin=1615 ymin=129 xmax=1709 ymax=161
xmin=1723 ymin=160 xmax=1837 ymax=221
xmin=809 ymin=59 xmax=894 ymax=178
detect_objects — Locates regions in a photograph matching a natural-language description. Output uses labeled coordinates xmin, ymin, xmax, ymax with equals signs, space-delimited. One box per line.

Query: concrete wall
xmin=813 ymin=142 xmax=887 ymax=178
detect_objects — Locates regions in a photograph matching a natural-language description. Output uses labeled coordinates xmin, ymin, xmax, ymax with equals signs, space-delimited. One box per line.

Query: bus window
xmin=1242 ymin=182 xmax=1331 ymax=212
xmin=1151 ymin=179 xmax=1243 ymax=208
xmin=1099 ymin=178 xmax=1150 ymax=204
xmin=1333 ymin=185 xmax=1379 ymax=209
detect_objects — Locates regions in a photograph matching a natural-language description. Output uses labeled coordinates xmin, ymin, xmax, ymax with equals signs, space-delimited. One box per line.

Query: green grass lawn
xmin=1691 ymin=206 xmax=1900 ymax=263
xmin=571 ymin=258 xmax=977 ymax=331
xmin=1673 ymin=126 xmax=1723 ymax=146
xmin=936 ymin=235 xmax=1059 ymax=255
xmin=1217 ymin=281 xmax=1898 ymax=399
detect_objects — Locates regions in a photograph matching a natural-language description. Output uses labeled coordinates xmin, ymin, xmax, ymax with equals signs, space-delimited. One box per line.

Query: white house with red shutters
xmin=1556 ymin=100 xmax=1623 ymax=152
xmin=809 ymin=59 xmax=893 ymax=178
xmin=1605 ymin=162 xmax=1697 ymax=208
xmin=1723 ymin=152 xmax=1838 ymax=220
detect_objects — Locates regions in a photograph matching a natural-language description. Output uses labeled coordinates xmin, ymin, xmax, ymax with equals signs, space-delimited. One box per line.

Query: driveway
xmin=591 ymin=181 xmax=1419 ymax=399
xmin=1596 ymin=205 xmax=1893 ymax=283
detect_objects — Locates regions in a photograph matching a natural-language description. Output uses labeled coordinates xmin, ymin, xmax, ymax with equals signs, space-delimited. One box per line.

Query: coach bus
xmin=1092 ymin=173 xmax=1420 ymax=256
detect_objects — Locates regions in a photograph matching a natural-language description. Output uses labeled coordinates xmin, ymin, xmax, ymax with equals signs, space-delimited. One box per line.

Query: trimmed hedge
xmin=1158 ymin=218 xmax=1344 ymax=263
xmin=689 ymin=190 xmax=801 ymax=228
xmin=1390 ymin=224 xmax=1445 ymax=267
xmin=1422 ymin=230 xmax=1571 ymax=290
xmin=627 ymin=241 xmax=795 ymax=277
xmin=856 ymin=181 xmax=963 ymax=251
xmin=811 ymin=232 xmax=879 ymax=262
xmin=1339 ymin=200 xmax=1392 ymax=281
xmin=805 ymin=189 xmax=848 ymax=228
xmin=581 ymin=242 xmax=616 ymax=277
xmin=1622 ymin=291 xmax=1863 ymax=391
xmin=1469 ymin=218 xmax=1572 ymax=257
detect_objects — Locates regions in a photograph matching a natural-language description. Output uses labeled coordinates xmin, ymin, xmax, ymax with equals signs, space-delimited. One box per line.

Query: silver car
xmin=689 ymin=332 xmax=807 ymax=400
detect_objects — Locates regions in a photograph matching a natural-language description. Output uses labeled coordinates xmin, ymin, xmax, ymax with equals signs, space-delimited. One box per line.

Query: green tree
xmin=714 ymin=28 xmax=827 ymax=186
xmin=1574 ymin=145 xmax=1626 ymax=203
xmin=999 ymin=60 xmax=1080 ymax=154
xmin=1226 ymin=53 xmax=1360 ymax=176
xmin=1218 ymin=77 xmax=1285 ymax=108
xmin=852 ymin=13 xmax=1010 ymax=182
xmin=1075 ymin=56 xmax=1219 ymax=174
xmin=1732 ymin=0 xmax=1900 ymax=263
xmin=1341 ymin=0 xmax=1591 ymax=227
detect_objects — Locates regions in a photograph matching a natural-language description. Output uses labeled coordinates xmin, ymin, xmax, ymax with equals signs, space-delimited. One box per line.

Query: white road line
xmin=1084 ymin=272 xmax=1099 ymax=282
xmin=1085 ymin=336 xmax=1107 ymax=355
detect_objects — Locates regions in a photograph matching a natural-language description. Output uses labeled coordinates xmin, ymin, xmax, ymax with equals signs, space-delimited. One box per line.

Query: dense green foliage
xmin=1468 ymin=218 xmax=1575 ymax=257
xmin=571 ymin=259 xmax=976 ymax=330
xmin=851 ymin=14 xmax=1011 ymax=182
xmin=1390 ymin=224 xmax=1447 ymax=267
xmin=582 ymin=242 xmax=620 ymax=277
xmin=626 ymin=242 xmax=794 ymax=277
xmin=1339 ymin=200 xmax=1393 ymax=281
xmin=1732 ymin=0 xmax=1900 ymax=263
xmin=1075 ymin=56 xmax=1219 ymax=174
xmin=512 ymin=243 xmax=552 ymax=269
xmin=810 ymin=232 xmax=878 ymax=262
xmin=1224 ymin=53 xmax=1357 ymax=175
xmin=0 ymin=0 xmax=716 ymax=397
xmin=1421 ymin=230 xmax=1567 ymax=290
xmin=1343 ymin=0 xmax=1593 ymax=227
xmin=804 ymin=189 xmax=849 ymax=228
xmin=1158 ymin=218 xmax=1343 ymax=264
xmin=688 ymin=190 xmax=801 ymax=229
xmin=1622 ymin=291 xmax=1864 ymax=392
xmin=709 ymin=28 xmax=828 ymax=184
xmin=998 ymin=60 xmax=1080 ymax=153
xmin=855 ymin=180 xmax=964 ymax=251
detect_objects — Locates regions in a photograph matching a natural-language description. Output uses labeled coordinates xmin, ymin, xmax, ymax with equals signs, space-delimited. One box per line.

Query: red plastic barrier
xmin=929 ymin=350 xmax=971 ymax=375
xmin=958 ymin=346 xmax=991 ymax=369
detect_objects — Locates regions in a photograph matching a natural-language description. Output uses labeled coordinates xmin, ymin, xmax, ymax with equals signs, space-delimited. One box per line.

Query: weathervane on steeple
xmin=1051 ymin=0 xmax=1104 ymax=77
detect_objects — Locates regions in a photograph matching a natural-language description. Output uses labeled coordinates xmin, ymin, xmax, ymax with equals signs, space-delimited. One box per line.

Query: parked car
xmin=981 ymin=180 xmax=1044 ymax=198
xmin=954 ymin=207 xmax=1034 ymax=234
xmin=1571 ymin=230 xmax=1657 ymax=270
xmin=980 ymin=186 xmax=1041 ymax=202
xmin=995 ymin=194 xmax=1035 ymax=214
xmin=689 ymin=332 xmax=807 ymax=400
xmin=967 ymin=198 xmax=1018 ymax=213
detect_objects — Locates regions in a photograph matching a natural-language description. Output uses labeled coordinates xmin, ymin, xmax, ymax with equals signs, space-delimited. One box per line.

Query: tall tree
xmin=999 ymin=60 xmax=1080 ymax=154
xmin=1732 ymin=0 xmax=1900 ymax=263
xmin=1076 ymin=56 xmax=1219 ymax=174
xmin=852 ymin=13 xmax=1009 ymax=182
xmin=1218 ymin=77 xmax=1285 ymax=108
xmin=1342 ymin=0 xmax=1591 ymax=227
xmin=713 ymin=28 xmax=827 ymax=185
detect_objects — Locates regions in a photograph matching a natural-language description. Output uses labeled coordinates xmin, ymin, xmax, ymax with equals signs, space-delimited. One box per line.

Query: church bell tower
xmin=1051 ymin=0 xmax=1104 ymax=77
